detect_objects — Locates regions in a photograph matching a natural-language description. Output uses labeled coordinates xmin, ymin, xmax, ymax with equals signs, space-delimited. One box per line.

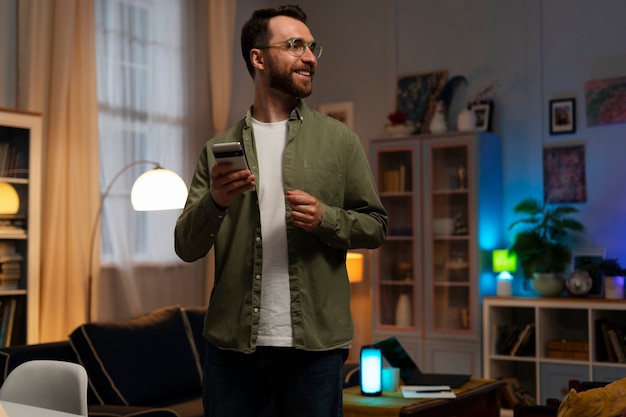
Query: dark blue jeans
xmin=203 ymin=342 xmax=347 ymax=417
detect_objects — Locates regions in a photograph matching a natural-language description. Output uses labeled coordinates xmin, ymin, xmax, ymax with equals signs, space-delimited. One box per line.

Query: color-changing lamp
xmin=493 ymin=249 xmax=517 ymax=297
xmin=360 ymin=345 xmax=382 ymax=396
xmin=346 ymin=252 xmax=364 ymax=283
xmin=0 ymin=182 xmax=19 ymax=214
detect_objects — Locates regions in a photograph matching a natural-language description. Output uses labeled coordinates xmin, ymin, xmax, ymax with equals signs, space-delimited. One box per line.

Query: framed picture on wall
xmin=471 ymin=101 xmax=493 ymax=131
xmin=319 ymin=101 xmax=354 ymax=128
xmin=549 ymin=98 xmax=576 ymax=134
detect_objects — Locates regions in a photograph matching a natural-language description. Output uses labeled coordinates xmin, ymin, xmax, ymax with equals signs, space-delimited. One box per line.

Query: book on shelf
xmin=0 ymin=297 xmax=18 ymax=347
xmin=594 ymin=318 xmax=626 ymax=363
xmin=495 ymin=323 xmax=535 ymax=356
xmin=0 ymin=219 xmax=26 ymax=237
xmin=608 ymin=329 xmax=626 ymax=363
xmin=509 ymin=323 xmax=535 ymax=356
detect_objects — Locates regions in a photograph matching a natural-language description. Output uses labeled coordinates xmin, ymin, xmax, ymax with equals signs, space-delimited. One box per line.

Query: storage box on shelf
xmin=370 ymin=132 xmax=502 ymax=376
xmin=0 ymin=108 xmax=42 ymax=345
xmin=483 ymin=297 xmax=626 ymax=409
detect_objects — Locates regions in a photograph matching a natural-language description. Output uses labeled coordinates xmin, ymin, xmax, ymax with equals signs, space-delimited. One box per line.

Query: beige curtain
xmin=204 ymin=0 xmax=236 ymax=299
xmin=208 ymin=0 xmax=236 ymax=135
xmin=18 ymin=0 xmax=99 ymax=342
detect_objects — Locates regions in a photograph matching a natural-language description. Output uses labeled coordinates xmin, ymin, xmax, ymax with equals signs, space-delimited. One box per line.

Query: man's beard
xmin=268 ymin=60 xmax=313 ymax=98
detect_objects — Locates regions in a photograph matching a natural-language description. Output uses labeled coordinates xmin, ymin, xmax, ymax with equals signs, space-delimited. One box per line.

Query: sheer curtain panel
xmin=94 ymin=0 xmax=208 ymax=321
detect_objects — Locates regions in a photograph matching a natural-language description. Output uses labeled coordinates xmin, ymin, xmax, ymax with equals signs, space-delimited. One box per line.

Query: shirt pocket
xmin=303 ymin=159 xmax=343 ymax=207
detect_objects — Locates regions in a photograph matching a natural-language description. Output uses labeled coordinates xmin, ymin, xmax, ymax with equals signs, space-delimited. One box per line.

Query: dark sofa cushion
xmin=69 ymin=305 xmax=202 ymax=407
xmin=0 ymin=341 xmax=77 ymax=384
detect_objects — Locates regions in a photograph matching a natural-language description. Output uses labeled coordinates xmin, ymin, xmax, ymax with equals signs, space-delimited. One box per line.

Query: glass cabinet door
xmin=373 ymin=147 xmax=418 ymax=330
xmin=427 ymin=143 xmax=472 ymax=333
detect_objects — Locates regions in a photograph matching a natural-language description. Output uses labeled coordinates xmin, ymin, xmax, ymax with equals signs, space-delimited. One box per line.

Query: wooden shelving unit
xmin=0 ymin=108 xmax=42 ymax=345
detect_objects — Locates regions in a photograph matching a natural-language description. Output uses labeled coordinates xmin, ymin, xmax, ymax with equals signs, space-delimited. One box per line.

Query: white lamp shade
xmin=130 ymin=168 xmax=188 ymax=211
xmin=0 ymin=182 xmax=20 ymax=214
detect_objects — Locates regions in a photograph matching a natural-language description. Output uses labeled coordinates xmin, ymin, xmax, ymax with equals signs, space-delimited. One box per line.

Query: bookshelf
xmin=483 ymin=296 xmax=626 ymax=407
xmin=0 ymin=108 xmax=42 ymax=345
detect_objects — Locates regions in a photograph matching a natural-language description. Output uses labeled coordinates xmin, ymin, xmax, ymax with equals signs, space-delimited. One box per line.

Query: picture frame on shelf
xmin=471 ymin=101 xmax=493 ymax=131
xmin=549 ymin=98 xmax=576 ymax=134
xmin=571 ymin=248 xmax=606 ymax=298
xmin=319 ymin=101 xmax=354 ymax=128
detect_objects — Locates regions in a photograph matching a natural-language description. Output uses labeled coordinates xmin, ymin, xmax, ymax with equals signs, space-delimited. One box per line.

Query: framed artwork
xmin=471 ymin=101 xmax=493 ymax=131
xmin=319 ymin=101 xmax=354 ymax=128
xmin=549 ymin=98 xmax=576 ymax=134
xmin=396 ymin=70 xmax=447 ymax=133
xmin=571 ymin=248 xmax=606 ymax=297
xmin=543 ymin=144 xmax=586 ymax=203
xmin=585 ymin=76 xmax=626 ymax=126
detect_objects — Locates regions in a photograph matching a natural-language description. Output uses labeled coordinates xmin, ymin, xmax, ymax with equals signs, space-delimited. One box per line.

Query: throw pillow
xmin=69 ymin=305 xmax=202 ymax=406
xmin=557 ymin=377 xmax=626 ymax=417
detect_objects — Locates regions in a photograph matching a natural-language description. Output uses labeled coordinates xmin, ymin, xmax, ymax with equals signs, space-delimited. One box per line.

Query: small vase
xmin=457 ymin=108 xmax=476 ymax=131
xmin=429 ymin=102 xmax=447 ymax=134
xmin=395 ymin=294 xmax=412 ymax=326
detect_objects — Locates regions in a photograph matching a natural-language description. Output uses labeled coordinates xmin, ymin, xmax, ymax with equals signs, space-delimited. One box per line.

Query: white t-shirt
xmin=252 ymin=118 xmax=294 ymax=347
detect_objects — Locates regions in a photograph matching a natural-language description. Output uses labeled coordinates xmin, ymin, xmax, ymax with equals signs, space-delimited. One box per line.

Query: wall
xmin=228 ymin=0 xmax=626 ymax=263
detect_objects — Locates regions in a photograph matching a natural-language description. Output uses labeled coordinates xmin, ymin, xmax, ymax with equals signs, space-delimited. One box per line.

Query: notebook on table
xmin=374 ymin=336 xmax=471 ymax=388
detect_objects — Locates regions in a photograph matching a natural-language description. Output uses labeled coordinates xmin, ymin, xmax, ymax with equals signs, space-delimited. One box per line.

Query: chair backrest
xmin=0 ymin=359 xmax=88 ymax=416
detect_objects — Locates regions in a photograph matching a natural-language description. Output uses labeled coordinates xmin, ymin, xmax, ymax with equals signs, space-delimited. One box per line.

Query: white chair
xmin=0 ymin=359 xmax=88 ymax=416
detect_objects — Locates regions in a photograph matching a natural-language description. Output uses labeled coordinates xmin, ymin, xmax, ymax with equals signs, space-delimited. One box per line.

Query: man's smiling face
xmin=264 ymin=15 xmax=317 ymax=98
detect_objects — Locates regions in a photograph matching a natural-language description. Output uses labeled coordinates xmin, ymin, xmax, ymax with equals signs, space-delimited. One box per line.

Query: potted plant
xmin=508 ymin=197 xmax=584 ymax=296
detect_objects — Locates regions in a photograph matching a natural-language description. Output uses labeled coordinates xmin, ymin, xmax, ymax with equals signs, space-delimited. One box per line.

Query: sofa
xmin=0 ymin=305 xmax=361 ymax=417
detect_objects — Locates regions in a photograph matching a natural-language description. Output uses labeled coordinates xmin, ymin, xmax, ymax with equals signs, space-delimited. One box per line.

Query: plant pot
xmin=530 ymin=273 xmax=565 ymax=297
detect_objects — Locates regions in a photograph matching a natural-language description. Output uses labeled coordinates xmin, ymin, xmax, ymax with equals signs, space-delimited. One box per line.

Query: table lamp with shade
xmin=346 ymin=252 xmax=364 ymax=283
xmin=88 ymin=160 xmax=188 ymax=322
xmin=0 ymin=182 xmax=20 ymax=214
xmin=493 ymin=249 xmax=517 ymax=297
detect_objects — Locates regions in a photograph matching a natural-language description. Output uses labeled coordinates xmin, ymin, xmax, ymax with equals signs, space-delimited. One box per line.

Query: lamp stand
xmin=87 ymin=160 xmax=162 ymax=322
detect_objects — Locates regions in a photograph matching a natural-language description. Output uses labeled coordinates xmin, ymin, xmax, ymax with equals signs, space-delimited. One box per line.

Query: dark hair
xmin=241 ymin=4 xmax=308 ymax=78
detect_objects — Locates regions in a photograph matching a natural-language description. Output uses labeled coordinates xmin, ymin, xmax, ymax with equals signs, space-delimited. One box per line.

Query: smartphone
xmin=360 ymin=345 xmax=382 ymax=396
xmin=211 ymin=142 xmax=250 ymax=174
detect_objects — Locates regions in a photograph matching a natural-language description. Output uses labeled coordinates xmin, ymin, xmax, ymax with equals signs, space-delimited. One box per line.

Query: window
xmin=95 ymin=0 xmax=187 ymax=264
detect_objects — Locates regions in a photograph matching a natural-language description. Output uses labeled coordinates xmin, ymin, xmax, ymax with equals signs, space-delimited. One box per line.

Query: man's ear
xmin=251 ymin=49 xmax=265 ymax=71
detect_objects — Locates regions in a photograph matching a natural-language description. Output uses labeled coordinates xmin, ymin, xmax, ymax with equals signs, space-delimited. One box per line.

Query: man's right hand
xmin=210 ymin=163 xmax=256 ymax=208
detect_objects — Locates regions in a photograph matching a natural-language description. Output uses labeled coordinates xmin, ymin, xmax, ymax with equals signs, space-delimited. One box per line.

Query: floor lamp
xmin=87 ymin=160 xmax=188 ymax=322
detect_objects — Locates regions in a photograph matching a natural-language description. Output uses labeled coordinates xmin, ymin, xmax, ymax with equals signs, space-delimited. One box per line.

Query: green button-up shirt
xmin=175 ymin=100 xmax=387 ymax=353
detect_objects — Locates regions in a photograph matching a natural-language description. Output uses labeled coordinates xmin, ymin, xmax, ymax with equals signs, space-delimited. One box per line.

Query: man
xmin=174 ymin=5 xmax=387 ymax=417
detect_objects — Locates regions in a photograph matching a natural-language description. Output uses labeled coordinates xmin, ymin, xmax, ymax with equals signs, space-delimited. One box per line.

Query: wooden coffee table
xmin=342 ymin=378 xmax=506 ymax=417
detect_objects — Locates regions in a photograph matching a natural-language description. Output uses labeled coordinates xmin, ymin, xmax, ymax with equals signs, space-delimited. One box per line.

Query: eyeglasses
xmin=256 ymin=38 xmax=323 ymax=59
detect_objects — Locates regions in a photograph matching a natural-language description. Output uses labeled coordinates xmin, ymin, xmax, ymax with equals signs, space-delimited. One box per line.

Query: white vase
xmin=395 ymin=294 xmax=412 ymax=326
xmin=457 ymin=108 xmax=476 ymax=131
xmin=429 ymin=102 xmax=447 ymax=133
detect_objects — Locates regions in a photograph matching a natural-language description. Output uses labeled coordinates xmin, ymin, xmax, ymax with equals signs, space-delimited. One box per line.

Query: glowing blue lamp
xmin=360 ymin=345 xmax=382 ymax=396
xmin=493 ymin=249 xmax=517 ymax=297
